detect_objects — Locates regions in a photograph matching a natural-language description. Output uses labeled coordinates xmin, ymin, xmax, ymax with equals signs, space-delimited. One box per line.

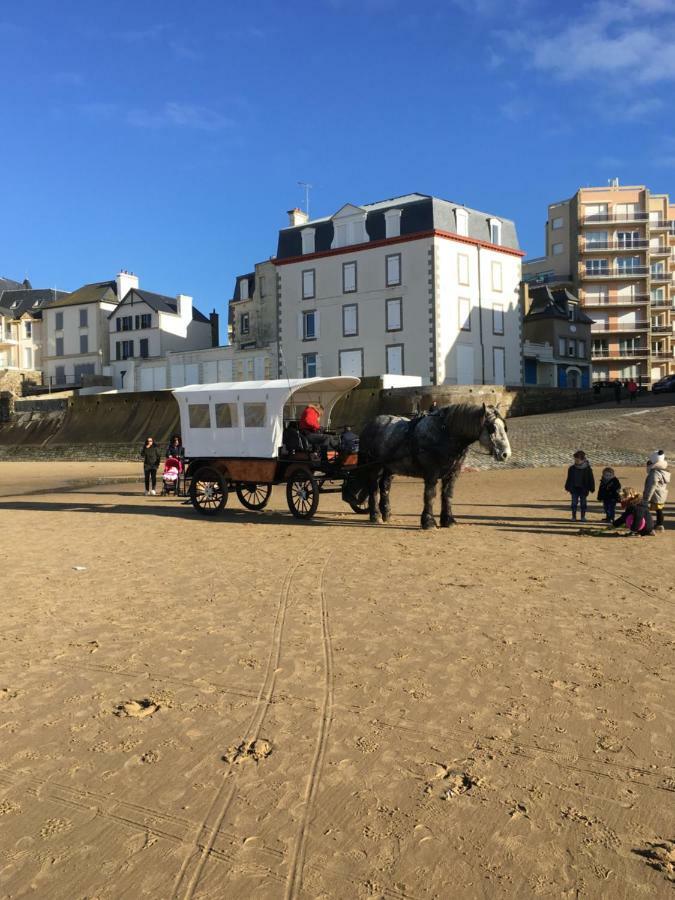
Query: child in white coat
xmin=643 ymin=450 xmax=670 ymax=532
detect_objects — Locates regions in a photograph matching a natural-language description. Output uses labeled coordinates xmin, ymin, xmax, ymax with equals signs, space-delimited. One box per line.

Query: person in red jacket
xmin=299 ymin=403 xmax=323 ymax=434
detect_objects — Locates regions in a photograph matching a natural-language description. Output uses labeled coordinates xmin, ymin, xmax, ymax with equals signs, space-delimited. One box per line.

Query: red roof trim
xmin=272 ymin=229 xmax=525 ymax=265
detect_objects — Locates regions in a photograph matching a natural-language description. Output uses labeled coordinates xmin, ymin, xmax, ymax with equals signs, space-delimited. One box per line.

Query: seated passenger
xmin=339 ymin=425 xmax=359 ymax=455
xmin=299 ymin=403 xmax=323 ymax=434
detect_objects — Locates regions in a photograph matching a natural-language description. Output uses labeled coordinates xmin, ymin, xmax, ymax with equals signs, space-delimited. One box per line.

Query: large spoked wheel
xmin=343 ymin=474 xmax=370 ymax=515
xmin=347 ymin=494 xmax=370 ymax=515
xmin=235 ymin=482 xmax=272 ymax=511
xmin=190 ymin=467 xmax=227 ymax=516
xmin=286 ymin=469 xmax=320 ymax=520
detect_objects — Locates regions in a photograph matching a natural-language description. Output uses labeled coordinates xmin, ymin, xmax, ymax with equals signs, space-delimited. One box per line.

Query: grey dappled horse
xmin=357 ymin=403 xmax=511 ymax=530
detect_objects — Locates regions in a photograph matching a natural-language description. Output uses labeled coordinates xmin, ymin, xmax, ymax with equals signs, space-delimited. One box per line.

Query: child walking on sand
xmin=613 ymin=488 xmax=654 ymax=536
xmin=597 ymin=467 xmax=622 ymax=523
xmin=565 ymin=450 xmax=595 ymax=521
xmin=643 ymin=450 xmax=670 ymax=533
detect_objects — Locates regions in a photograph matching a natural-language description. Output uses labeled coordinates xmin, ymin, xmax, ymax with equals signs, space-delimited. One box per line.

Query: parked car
xmin=652 ymin=374 xmax=675 ymax=394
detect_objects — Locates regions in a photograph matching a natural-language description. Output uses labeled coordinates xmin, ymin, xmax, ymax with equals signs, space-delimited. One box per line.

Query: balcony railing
xmin=650 ymin=270 xmax=671 ymax=281
xmin=584 ymin=265 xmax=649 ymax=278
xmin=591 ymin=322 xmax=649 ymax=332
xmin=651 ymin=324 xmax=673 ymax=333
xmin=650 ymin=244 xmax=670 ymax=255
xmin=582 ymin=293 xmax=649 ymax=305
xmin=523 ymin=271 xmax=571 ymax=285
xmin=651 ymin=298 xmax=675 ymax=307
xmin=591 ymin=348 xmax=649 ymax=358
xmin=581 ymin=240 xmax=649 ymax=252
xmin=583 ymin=212 xmax=649 ymax=223
xmin=649 ymin=219 xmax=675 ymax=230
xmin=652 ymin=351 xmax=675 ymax=359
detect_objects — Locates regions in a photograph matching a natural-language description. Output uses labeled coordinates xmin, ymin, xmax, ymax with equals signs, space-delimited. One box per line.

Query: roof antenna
xmin=297 ymin=181 xmax=313 ymax=218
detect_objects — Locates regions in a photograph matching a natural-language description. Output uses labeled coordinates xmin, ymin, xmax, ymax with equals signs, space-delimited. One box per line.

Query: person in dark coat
xmin=140 ymin=436 xmax=162 ymax=495
xmin=597 ymin=466 xmax=622 ymax=522
xmin=564 ymin=449 xmax=595 ymax=521
xmin=165 ymin=434 xmax=185 ymax=460
xmin=612 ymin=488 xmax=654 ymax=536
xmin=613 ymin=379 xmax=622 ymax=404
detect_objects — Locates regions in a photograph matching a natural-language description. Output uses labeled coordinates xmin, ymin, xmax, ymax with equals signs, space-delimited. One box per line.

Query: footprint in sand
xmin=223 ymin=739 xmax=272 ymax=764
xmin=40 ymin=818 xmax=72 ymax=839
xmin=114 ymin=699 xmax=160 ymax=719
xmin=634 ymin=840 xmax=675 ymax=882
xmin=141 ymin=750 xmax=160 ymax=764
xmin=0 ymin=800 xmax=21 ymax=816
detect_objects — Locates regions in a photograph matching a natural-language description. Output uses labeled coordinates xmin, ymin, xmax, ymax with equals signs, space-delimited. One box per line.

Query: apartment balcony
xmin=583 ymin=265 xmax=649 ymax=279
xmin=591 ymin=322 xmax=649 ymax=333
xmin=0 ymin=334 xmax=18 ymax=348
xmin=651 ymin=324 xmax=673 ymax=334
xmin=582 ymin=293 xmax=649 ymax=306
xmin=591 ymin=348 xmax=649 ymax=359
xmin=650 ymin=244 xmax=670 ymax=256
xmin=652 ymin=351 xmax=675 ymax=360
xmin=649 ymin=219 xmax=675 ymax=231
xmin=523 ymin=270 xmax=571 ymax=286
xmin=582 ymin=212 xmax=649 ymax=224
xmin=650 ymin=270 xmax=671 ymax=283
xmin=581 ymin=240 xmax=649 ymax=252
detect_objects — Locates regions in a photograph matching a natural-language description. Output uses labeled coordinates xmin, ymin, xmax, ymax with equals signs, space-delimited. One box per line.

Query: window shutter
xmin=315 ymin=310 xmax=320 ymax=338
xmin=297 ymin=355 xmax=303 ymax=377
xmin=297 ymin=313 xmax=303 ymax=339
xmin=315 ymin=354 xmax=322 ymax=376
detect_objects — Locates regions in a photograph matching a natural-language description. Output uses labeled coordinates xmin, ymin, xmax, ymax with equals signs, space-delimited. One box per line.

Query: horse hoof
xmin=440 ymin=517 xmax=456 ymax=528
xmin=370 ymin=515 xmax=382 ymax=525
xmin=421 ymin=518 xmax=437 ymax=530
xmin=381 ymin=513 xmax=391 ymax=523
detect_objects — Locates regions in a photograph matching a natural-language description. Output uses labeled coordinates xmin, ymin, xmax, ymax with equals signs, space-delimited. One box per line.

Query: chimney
xmin=116 ymin=270 xmax=139 ymax=300
xmin=209 ymin=310 xmax=219 ymax=347
xmin=176 ymin=294 xmax=193 ymax=322
xmin=287 ymin=207 xmax=308 ymax=227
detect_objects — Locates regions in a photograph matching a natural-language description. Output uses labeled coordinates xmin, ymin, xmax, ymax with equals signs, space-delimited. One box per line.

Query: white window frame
xmin=302 ymin=352 xmax=318 ymax=378
xmin=302 ymin=269 xmax=315 ymax=300
xmin=239 ymin=278 xmax=249 ymax=301
xmin=491 ymin=260 xmax=503 ymax=292
xmin=458 ymin=253 xmax=470 ymax=286
xmin=342 ymin=303 xmax=358 ymax=337
xmin=342 ymin=261 xmax=357 ymax=293
xmin=455 ymin=208 xmax=469 ymax=236
xmin=386 ymin=253 xmax=401 ymax=287
xmin=240 ymin=312 xmax=250 ymax=335
xmin=386 ymin=297 xmax=402 ymax=332
xmin=303 ymin=310 xmax=317 ymax=340
xmin=458 ymin=297 xmax=471 ymax=331
xmin=338 ymin=348 xmax=364 ymax=377
xmin=385 ymin=343 xmax=404 ymax=375
xmin=384 ymin=209 xmax=401 ymax=239
xmin=301 ymin=228 xmax=315 ymax=255
xmin=492 ymin=304 xmax=504 ymax=335
xmin=552 ymin=242 xmax=564 ymax=255
xmin=489 ymin=219 xmax=502 ymax=245
xmin=552 ymin=216 xmax=564 ymax=229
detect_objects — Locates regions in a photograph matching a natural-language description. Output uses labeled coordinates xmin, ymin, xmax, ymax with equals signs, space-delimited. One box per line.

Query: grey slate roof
xmin=50 ymin=281 xmax=118 ymax=308
xmin=275 ymin=193 xmax=520 ymax=259
xmin=231 ymin=273 xmax=255 ymax=303
xmin=0 ymin=287 xmax=69 ymax=319
xmin=525 ymin=285 xmax=594 ymax=324
xmin=110 ymin=288 xmax=210 ymax=324
xmin=0 ymin=276 xmax=25 ymax=292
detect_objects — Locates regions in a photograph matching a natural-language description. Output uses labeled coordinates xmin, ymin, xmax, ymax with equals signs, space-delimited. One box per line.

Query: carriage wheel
xmin=236 ymin=482 xmax=272 ymax=511
xmin=190 ymin=467 xmax=227 ymax=515
xmin=286 ymin=469 xmax=320 ymax=519
xmin=347 ymin=495 xmax=370 ymax=515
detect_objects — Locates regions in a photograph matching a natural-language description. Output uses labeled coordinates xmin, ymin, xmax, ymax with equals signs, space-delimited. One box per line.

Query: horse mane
xmin=440 ymin=403 xmax=486 ymax=444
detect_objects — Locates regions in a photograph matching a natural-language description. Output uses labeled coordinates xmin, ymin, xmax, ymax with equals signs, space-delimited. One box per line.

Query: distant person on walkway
xmin=565 ymin=449 xmax=595 ymax=522
xmin=643 ymin=450 xmax=670 ymax=532
xmin=613 ymin=379 xmax=622 ymax=404
xmin=140 ymin=436 xmax=161 ymax=496
xmin=597 ymin=467 xmax=622 ymax=522
xmin=627 ymin=378 xmax=639 ymax=402
xmin=613 ymin=488 xmax=654 ymax=536
xmin=165 ymin=434 xmax=185 ymax=461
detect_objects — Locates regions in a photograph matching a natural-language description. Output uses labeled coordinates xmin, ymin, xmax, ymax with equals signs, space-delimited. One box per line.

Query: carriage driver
xmin=299 ymin=402 xmax=329 ymax=447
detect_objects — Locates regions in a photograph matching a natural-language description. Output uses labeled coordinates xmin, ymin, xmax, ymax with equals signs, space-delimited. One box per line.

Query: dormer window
xmin=240 ymin=278 xmax=249 ymax=301
xmin=10 ymin=300 xmax=18 ymax=308
xmin=32 ymin=300 xmax=40 ymax=308
xmin=455 ymin=208 xmax=469 ymax=237
xmin=301 ymin=228 xmax=316 ymax=255
xmin=568 ymin=306 xmax=576 ymax=322
xmin=489 ymin=218 xmax=502 ymax=245
xmin=331 ymin=205 xmax=369 ymax=249
xmin=384 ymin=209 xmax=401 ymax=239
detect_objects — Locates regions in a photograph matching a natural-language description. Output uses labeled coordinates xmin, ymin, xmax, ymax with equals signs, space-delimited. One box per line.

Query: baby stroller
xmin=161 ymin=455 xmax=182 ymax=496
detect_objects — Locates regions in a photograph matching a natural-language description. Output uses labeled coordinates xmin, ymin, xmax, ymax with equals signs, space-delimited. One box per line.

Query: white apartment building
xmin=271 ymin=194 xmax=523 ymax=385
xmin=0 ymin=282 xmax=68 ymax=373
xmin=107 ymin=271 xmax=217 ymax=389
xmin=43 ymin=280 xmax=118 ymax=386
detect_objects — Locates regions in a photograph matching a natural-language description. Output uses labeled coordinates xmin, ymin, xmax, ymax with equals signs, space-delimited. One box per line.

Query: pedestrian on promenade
xmin=597 ymin=467 xmax=622 ymax=522
xmin=565 ymin=449 xmax=595 ymax=522
xmin=141 ymin=436 xmax=161 ymax=496
xmin=612 ymin=488 xmax=654 ymax=536
xmin=165 ymin=433 xmax=185 ymax=461
xmin=627 ymin=378 xmax=639 ymax=402
xmin=613 ymin=379 xmax=622 ymax=404
xmin=643 ymin=450 xmax=670 ymax=532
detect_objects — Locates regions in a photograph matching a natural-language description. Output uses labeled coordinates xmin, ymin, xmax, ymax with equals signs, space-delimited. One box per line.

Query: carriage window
xmin=215 ymin=403 xmax=238 ymax=428
xmin=243 ymin=403 xmax=266 ymax=427
xmin=188 ymin=404 xmax=211 ymax=428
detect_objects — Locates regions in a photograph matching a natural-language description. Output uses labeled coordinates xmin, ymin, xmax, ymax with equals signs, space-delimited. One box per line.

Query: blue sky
xmin=2 ymin=0 xmax=675 ymax=334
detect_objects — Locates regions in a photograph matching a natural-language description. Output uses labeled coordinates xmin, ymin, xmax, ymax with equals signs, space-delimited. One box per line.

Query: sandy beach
xmin=0 ymin=462 xmax=673 ymax=899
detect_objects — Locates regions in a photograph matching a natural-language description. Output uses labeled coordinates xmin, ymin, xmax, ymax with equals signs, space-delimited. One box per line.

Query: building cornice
xmin=272 ymin=229 xmax=525 ymax=266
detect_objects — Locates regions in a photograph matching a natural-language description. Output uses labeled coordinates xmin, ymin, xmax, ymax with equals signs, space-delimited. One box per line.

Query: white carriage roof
xmin=172 ymin=376 xmax=360 ymax=404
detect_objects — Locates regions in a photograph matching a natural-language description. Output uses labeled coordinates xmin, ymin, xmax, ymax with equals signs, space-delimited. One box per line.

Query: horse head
xmin=478 ymin=404 xmax=511 ymax=461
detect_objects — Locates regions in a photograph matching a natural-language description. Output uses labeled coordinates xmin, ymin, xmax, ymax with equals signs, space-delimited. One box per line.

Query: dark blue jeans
xmin=570 ymin=489 xmax=588 ymax=516
xmin=603 ymin=499 xmax=616 ymax=521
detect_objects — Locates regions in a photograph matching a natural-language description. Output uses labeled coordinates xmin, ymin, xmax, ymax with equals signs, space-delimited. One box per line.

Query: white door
xmin=493 ymin=347 xmax=506 ymax=385
xmin=154 ymin=368 xmax=167 ymax=390
xmin=140 ymin=368 xmax=154 ymax=392
xmin=456 ymin=344 xmax=474 ymax=384
xmin=339 ymin=349 xmax=363 ymax=377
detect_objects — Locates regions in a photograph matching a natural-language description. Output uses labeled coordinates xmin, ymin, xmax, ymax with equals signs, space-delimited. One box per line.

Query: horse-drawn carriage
xmin=172 ymin=376 xmax=367 ymax=519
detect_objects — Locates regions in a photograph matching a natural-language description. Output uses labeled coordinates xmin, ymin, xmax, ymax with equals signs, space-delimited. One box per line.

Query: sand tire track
xmin=172 ymin=543 xmax=319 ymax=900
xmin=285 ymin=552 xmax=335 ymax=900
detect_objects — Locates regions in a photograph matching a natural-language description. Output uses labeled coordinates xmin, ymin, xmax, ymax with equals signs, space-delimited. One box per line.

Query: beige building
xmin=0 ymin=280 xmax=68 ymax=375
xmin=524 ymin=181 xmax=675 ymax=384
